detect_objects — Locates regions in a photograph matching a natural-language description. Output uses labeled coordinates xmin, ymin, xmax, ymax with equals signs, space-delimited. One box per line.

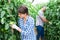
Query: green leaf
xmin=1 ymin=18 xmax=5 ymax=24
xmin=8 ymin=35 xmax=16 ymax=40
xmin=5 ymin=23 xmax=9 ymax=30
xmin=1 ymin=11 xmax=5 ymax=18
xmin=0 ymin=8 xmax=2 ymax=12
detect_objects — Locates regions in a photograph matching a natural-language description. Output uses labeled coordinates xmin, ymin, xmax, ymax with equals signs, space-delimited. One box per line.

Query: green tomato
xmin=9 ymin=21 xmax=15 ymax=25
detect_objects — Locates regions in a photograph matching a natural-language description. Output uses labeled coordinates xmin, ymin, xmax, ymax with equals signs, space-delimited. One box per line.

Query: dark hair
xmin=18 ymin=5 xmax=28 ymax=15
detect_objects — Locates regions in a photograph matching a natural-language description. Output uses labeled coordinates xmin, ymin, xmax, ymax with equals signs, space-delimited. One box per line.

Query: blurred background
xmin=0 ymin=0 xmax=60 ymax=40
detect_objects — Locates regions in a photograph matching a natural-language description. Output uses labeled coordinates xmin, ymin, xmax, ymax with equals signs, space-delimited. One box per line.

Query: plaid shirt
xmin=18 ymin=16 xmax=36 ymax=40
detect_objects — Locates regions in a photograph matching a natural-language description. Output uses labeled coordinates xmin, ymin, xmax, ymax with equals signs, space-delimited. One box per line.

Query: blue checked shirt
xmin=18 ymin=16 xmax=36 ymax=40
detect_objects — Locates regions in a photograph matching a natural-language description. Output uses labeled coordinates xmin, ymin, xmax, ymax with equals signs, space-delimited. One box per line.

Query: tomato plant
xmin=0 ymin=0 xmax=60 ymax=40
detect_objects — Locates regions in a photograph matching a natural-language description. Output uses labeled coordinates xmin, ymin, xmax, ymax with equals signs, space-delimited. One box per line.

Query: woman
xmin=11 ymin=5 xmax=36 ymax=40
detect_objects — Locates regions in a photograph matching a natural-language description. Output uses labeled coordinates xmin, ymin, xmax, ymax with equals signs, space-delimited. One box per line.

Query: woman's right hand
xmin=10 ymin=24 xmax=19 ymax=29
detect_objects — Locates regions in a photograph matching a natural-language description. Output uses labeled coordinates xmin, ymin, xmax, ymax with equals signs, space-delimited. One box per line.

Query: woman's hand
xmin=10 ymin=24 xmax=22 ymax=32
xmin=10 ymin=24 xmax=18 ymax=29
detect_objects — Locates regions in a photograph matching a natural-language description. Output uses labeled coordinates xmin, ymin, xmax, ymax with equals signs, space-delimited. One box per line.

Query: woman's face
xmin=18 ymin=13 xmax=26 ymax=18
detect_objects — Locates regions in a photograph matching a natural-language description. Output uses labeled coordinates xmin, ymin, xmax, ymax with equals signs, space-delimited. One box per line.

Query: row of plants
xmin=0 ymin=0 xmax=60 ymax=40
xmin=0 ymin=0 xmax=25 ymax=40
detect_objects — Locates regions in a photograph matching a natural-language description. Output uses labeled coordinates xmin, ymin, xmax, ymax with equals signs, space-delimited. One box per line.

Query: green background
xmin=0 ymin=0 xmax=60 ymax=40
